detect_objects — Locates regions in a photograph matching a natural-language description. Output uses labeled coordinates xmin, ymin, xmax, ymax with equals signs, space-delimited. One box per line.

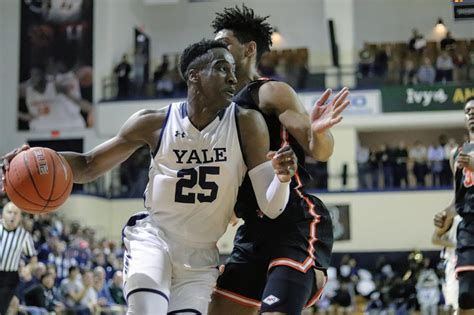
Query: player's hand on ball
xmin=1 ymin=144 xmax=30 ymax=191
xmin=267 ymin=145 xmax=297 ymax=183
xmin=457 ymin=153 xmax=474 ymax=171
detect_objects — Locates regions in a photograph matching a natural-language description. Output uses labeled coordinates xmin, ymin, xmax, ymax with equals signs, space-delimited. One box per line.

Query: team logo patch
xmin=263 ymin=295 xmax=280 ymax=305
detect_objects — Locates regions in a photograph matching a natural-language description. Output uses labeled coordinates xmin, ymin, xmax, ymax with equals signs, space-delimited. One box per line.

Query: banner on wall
xmin=299 ymin=90 xmax=381 ymax=116
xmin=18 ymin=0 xmax=94 ymax=131
xmin=381 ymin=84 xmax=474 ymax=113
xmin=327 ymin=204 xmax=351 ymax=241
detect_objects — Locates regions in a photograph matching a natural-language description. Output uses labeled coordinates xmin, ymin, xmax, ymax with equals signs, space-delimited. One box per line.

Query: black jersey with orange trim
xmin=454 ymin=144 xmax=474 ymax=218
xmin=233 ymin=78 xmax=310 ymax=220
xmin=230 ymin=78 xmax=334 ymax=270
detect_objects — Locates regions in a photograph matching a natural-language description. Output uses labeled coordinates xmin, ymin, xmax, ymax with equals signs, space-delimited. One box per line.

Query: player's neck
xmin=186 ymin=99 xmax=223 ymax=130
xmin=236 ymin=65 xmax=260 ymax=91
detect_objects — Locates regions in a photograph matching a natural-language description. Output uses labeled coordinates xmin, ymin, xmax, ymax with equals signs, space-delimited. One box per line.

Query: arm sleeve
xmin=248 ymin=161 xmax=290 ymax=219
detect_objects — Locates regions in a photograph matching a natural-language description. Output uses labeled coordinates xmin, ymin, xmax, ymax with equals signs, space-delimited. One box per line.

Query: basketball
xmin=4 ymin=147 xmax=73 ymax=214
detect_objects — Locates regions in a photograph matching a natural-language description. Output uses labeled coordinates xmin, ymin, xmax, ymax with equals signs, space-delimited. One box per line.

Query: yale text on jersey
xmin=173 ymin=148 xmax=227 ymax=164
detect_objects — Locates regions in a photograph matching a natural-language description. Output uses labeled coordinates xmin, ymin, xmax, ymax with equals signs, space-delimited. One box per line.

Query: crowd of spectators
xmin=311 ymin=251 xmax=449 ymax=315
xmin=2 ymin=209 xmax=126 ymax=315
xmin=358 ymin=30 xmax=474 ymax=85
xmin=111 ymin=48 xmax=309 ymax=99
xmin=356 ymin=135 xmax=458 ymax=190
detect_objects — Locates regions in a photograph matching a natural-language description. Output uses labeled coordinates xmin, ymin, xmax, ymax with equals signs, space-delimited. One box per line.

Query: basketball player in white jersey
xmin=433 ymin=214 xmax=462 ymax=313
xmin=24 ymin=67 xmax=88 ymax=130
xmin=2 ymin=39 xmax=297 ymax=315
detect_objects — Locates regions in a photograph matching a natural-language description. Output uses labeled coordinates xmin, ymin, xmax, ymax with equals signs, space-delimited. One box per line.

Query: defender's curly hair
xmin=179 ymin=39 xmax=228 ymax=81
xmin=211 ymin=4 xmax=273 ymax=62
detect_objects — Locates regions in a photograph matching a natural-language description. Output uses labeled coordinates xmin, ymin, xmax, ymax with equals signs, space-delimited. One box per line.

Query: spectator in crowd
xmin=358 ymin=43 xmax=374 ymax=78
xmin=394 ymin=141 xmax=409 ymax=188
xmin=357 ymin=145 xmax=370 ymax=189
xmin=24 ymin=272 xmax=65 ymax=314
xmin=453 ymin=50 xmax=468 ymax=82
xmin=436 ymin=49 xmax=454 ymax=83
xmin=153 ymin=54 xmax=170 ymax=83
xmin=108 ymin=271 xmax=126 ymax=305
xmin=469 ymin=50 xmax=474 ymax=80
xmin=416 ymin=266 xmax=440 ymax=315
xmin=380 ymin=144 xmax=396 ymax=188
xmin=408 ymin=29 xmax=426 ymax=55
xmin=114 ymin=54 xmax=131 ymax=98
xmin=442 ymin=137 xmax=457 ymax=186
xmin=402 ymin=59 xmax=417 ymax=85
xmin=93 ymin=266 xmax=115 ymax=310
xmin=427 ymin=142 xmax=445 ymax=187
xmin=80 ymin=270 xmax=98 ymax=314
xmin=369 ymin=146 xmax=381 ymax=189
xmin=417 ymin=57 xmax=436 ymax=84
xmin=410 ymin=140 xmax=428 ymax=187
xmin=373 ymin=47 xmax=389 ymax=78
xmin=60 ymin=266 xmax=91 ymax=315
xmin=440 ymin=31 xmax=456 ymax=51
xmin=155 ymin=73 xmax=174 ymax=97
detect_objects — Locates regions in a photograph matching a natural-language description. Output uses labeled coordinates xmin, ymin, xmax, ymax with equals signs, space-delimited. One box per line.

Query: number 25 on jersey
xmin=175 ymin=166 xmax=220 ymax=203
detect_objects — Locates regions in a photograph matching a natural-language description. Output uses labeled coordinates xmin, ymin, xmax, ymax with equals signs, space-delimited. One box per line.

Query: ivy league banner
xmin=381 ymin=84 xmax=474 ymax=113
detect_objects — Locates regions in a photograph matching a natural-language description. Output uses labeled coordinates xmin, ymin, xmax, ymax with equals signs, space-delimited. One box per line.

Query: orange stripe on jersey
xmin=304 ymin=275 xmax=328 ymax=308
xmin=455 ymin=265 xmax=474 ymax=274
xmin=214 ymin=288 xmax=261 ymax=308
xmin=278 ymin=126 xmax=321 ymax=270
xmin=269 ymin=257 xmax=314 ymax=272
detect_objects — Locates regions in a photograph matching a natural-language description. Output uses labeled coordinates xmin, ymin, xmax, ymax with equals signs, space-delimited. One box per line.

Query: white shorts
xmin=122 ymin=212 xmax=220 ymax=314
xmin=443 ymin=259 xmax=459 ymax=310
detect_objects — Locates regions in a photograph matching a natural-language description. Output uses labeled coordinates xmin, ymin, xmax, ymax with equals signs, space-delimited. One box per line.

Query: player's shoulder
xmin=130 ymin=107 xmax=169 ymax=127
xmin=235 ymin=106 xmax=264 ymax=125
xmin=259 ymin=80 xmax=296 ymax=96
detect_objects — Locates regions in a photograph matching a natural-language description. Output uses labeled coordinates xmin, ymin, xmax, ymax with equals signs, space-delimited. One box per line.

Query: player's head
xmin=211 ymin=4 xmax=273 ymax=68
xmin=464 ymin=96 xmax=474 ymax=133
xmin=180 ymin=39 xmax=236 ymax=107
xmin=2 ymin=202 xmax=22 ymax=230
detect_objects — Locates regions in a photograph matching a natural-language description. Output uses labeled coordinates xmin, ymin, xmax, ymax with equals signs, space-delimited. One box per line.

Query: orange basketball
xmin=4 ymin=147 xmax=73 ymax=214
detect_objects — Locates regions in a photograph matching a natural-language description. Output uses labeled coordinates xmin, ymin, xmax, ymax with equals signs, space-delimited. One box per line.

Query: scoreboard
xmin=453 ymin=0 xmax=474 ymax=20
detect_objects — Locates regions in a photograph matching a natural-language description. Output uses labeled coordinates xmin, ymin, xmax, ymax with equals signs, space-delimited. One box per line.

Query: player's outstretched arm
xmin=61 ymin=109 xmax=165 ymax=183
xmin=238 ymin=108 xmax=296 ymax=219
xmin=258 ymin=82 xmax=349 ymax=161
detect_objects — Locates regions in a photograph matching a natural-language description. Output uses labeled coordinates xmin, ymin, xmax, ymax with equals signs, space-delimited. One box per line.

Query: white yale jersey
xmin=144 ymin=102 xmax=246 ymax=245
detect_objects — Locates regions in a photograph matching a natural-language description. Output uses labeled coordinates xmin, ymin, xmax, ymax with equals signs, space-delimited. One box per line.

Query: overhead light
xmin=271 ymin=28 xmax=283 ymax=47
xmin=436 ymin=18 xmax=444 ymax=27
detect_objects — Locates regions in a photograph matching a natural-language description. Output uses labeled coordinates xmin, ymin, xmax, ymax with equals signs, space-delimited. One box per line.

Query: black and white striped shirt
xmin=0 ymin=220 xmax=36 ymax=272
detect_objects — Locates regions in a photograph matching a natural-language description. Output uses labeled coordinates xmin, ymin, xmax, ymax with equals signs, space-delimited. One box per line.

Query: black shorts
xmin=455 ymin=218 xmax=474 ymax=273
xmin=215 ymin=194 xmax=333 ymax=308
xmin=458 ymin=270 xmax=474 ymax=309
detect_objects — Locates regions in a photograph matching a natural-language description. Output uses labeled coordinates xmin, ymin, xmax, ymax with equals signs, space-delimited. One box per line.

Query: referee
xmin=0 ymin=201 xmax=36 ymax=315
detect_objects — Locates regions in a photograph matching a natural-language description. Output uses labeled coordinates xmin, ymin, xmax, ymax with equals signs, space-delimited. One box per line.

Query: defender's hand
xmin=267 ymin=145 xmax=297 ymax=183
xmin=310 ymin=87 xmax=350 ymax=133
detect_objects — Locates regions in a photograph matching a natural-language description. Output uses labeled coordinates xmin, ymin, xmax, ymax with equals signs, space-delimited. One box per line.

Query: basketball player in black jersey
xmin=434 ymin=97 xmax=474 ymax=314
xmin=209 ymin=5 xmax=350 ymax=315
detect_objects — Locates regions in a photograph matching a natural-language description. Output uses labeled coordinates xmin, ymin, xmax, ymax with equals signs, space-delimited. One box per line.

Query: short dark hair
xmin=68 ymin=266 xmax=79 ymax=274
xmin=179 ymin=39 xmax=228 ymax=81
xmin=41 ymin=272 xmax=53 ymax=282
xmin=211 ymin=4 xmax=273 ymax=62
